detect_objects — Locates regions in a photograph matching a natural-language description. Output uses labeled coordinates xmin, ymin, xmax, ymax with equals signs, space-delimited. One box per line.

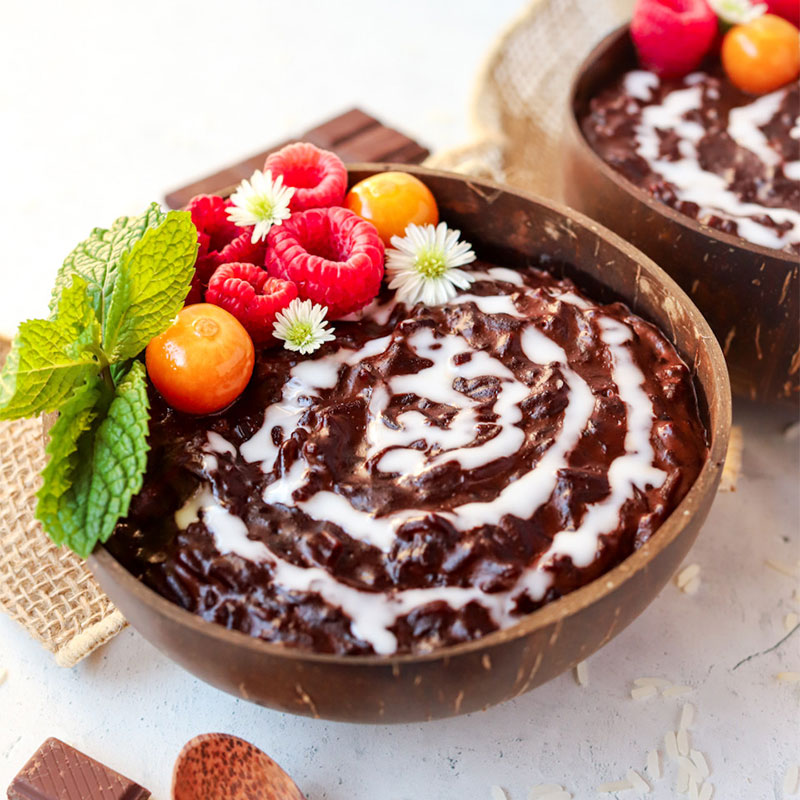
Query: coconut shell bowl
xmin=564 ymin=25 xmax=799 ymax=405
xmin=87 ymin=164 xmax=731 ymax=723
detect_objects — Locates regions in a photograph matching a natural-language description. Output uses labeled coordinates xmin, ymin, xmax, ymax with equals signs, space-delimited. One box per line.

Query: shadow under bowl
xmin=564 ymin=25 xmax=799 ymax=405
xmin=89 ymin=164 xmax=731 ymax=723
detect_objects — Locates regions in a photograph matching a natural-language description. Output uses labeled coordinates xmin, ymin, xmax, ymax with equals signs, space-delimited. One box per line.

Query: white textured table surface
xmin=1 ymin=2 xmax=798 ymax=799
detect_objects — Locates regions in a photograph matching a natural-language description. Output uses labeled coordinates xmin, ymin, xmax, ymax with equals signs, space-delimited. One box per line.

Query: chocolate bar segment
xmin=333 ymin=123 xmax=427 ymax=164
xmin=164 ymin=107 xmax=429 ymax=209
xmin=7 ymin=738 xmax=150 ymax=800
xmin=300 ymin=108 xmax=378 ymax=149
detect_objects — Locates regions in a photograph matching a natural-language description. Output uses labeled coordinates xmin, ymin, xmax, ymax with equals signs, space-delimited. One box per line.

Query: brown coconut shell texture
xmin=172 ymin=733 xmax=305 ymax=800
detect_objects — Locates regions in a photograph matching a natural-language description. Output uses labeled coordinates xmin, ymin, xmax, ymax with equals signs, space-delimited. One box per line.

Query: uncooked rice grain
xmin=680 ymin=702 xmax=695 ymax=729
xmin=663 ymin=685 xmax=693 ymax=697
xmin=632 ymin=685 xmax=658 ymax=700
xmin=539 ymin=792 xmax=571 ymax=800
xmin=678 ymin=756 xmax=702 ymax=783
xmin=529 ymin=786 xmax=564 ymax=799
xmin=784 ymin=764 xmax=800 ymax=795
xmin=634 ymin=677 xmax=671 ymax=687
xmin=665 ymin=731 xmax=679 ymax=760
xmin=677 ymin=763 xmax=690 ymax=793
xmin=690 ymin=749 xmax=710 ymax=779
xmin=689 ymin=778 xmax=700 ymax=800
xmin=596 ymin=779 xmax=632 ymax=793
xmin=575 ymin=660 xmax=589 ymax=686
xmin=677 ymin=728 xmax=690 ymax=756
xmin=698 ymin=782 xmax=713 ymax=800
xmin=766 ymin=560 xmax=800 ymax=578
xmin=676 ymin=563 xmax=701 ymax=588
xmin=647 ymin=749 xmax=661 ymax=780
xmin=785 ymin=613 xmax=799 ymax=632
xmin=683 ymin=576 xmax=701 ymax=595
xmin=777 ymin=672 xmax=800 ymax=683
xmin=491 ymin=786 xmax=508 ymax=800
xmin=719 ymin=425 xmax=742 ymax=490
xmin=626 ymin=768 xmax=650 ymax=793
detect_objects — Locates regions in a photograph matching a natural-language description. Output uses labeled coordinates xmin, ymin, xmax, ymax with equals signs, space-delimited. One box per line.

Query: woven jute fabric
xmin=427 ymin=0 xmax=633 ymax=198
xmin=0 ymin=338 xmax=126 ymax=666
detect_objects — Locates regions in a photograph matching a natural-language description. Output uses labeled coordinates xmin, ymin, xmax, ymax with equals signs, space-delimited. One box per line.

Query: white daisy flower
xmin=708 ymin=0 xmax=766 ymax=24
xmin=385 ymin=222 xmax=477 ymax=306
xmin=227 ymin=169 xmax=295 ymax=244
xmin=272 ymin=298 xmax=336 ymax=355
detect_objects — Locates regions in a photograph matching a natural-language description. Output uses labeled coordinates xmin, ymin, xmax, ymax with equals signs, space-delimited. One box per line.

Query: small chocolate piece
xmin=163 ymin=107 xmax=429 ymax=209
xmin=7 ymin=738 xmax=150 ymax=800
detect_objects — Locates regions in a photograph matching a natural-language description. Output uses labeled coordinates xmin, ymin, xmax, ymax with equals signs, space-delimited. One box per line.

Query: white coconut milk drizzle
xmin=238 ymin=335 xmax=393 ymax=469
xmin=625 ymin=71 xmax=800 ymax=249
xmin=207 ymin=432 xmax=237 ymax=457
xmin=534 ymin=318 xmax=666 ymax=574
xmin=786 ymin=115 xmax=800 ymax=180
xmin=448 ymin=327 xmax=594 ymax=532
xmin=623 ymin=70 xmax=660 ymax=102
xmin=182 ymin=286 xmax=664 ymax=654
xmin=174 ymin=485 xmax=496 ymax=654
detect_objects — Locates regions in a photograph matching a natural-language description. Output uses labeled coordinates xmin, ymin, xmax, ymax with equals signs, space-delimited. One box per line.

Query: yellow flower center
xmin=414 ymin=248 xmax=447 ymax=279
xmin=287 ymin=321 xmax=314 ymax=348
xmin=248 ymin=195 xmax=278 ymax=221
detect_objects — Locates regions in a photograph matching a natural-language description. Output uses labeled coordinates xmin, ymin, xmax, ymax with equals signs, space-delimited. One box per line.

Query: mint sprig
xmin=37 ymin=362 xmax=150 ymax=557
xmin=0 ymin=276 xmax=101 ymax=418
xmin=103 ymin=211 xmax=197 ymax=361
xmin=51 ymin=203 xmax=166 ymax=321
xmin=0 ymin=205 xmax=198 ymax=557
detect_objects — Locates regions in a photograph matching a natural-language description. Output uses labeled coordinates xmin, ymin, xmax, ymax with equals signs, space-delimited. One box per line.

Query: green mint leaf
xmin=0 ymin=276 xmax=102 ymax=420
xmin=36 ymin=375 xmax=107 ymax=534
xmin=51 ymin=202 xmax=167 ymax=323
xmin=103 ymin=210 xmax=198 ymax=361
xmin=36 ymin=360 xmax=150 ymax=557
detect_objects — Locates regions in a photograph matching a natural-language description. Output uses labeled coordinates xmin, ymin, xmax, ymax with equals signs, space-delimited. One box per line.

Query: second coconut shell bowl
xmin=88 ymin=165 xmax=730 ymax=723
xmin=565 ymin=25 xmax=799 ymax=405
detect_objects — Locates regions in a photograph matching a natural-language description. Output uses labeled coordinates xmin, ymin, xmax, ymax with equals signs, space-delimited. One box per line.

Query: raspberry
xmin=266 ymin=206 xmax=384 ymax=319
xmin=184 ymin=280 xmax=204 ymax=306
xmin=185 ymin=195 xmax=265 ymax=304
xmin=631 ymin=0 xmax=718 ymax=78
xmin=205 ymin=263 xmax=298 ymax=343
xmin=766 ymin=0 xmax=800 ymax=25
xmin=218 ymin=231 xmax=268 ymax=268
xmin=187 ymin=194 xmax=240 ymax=256
xmin=264 ymin=142 xmax=348 ymax=211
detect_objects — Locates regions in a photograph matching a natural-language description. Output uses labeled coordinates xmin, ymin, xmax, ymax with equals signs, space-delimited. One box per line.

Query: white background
xmin=1 ymin=2 xmax=798 ymax=799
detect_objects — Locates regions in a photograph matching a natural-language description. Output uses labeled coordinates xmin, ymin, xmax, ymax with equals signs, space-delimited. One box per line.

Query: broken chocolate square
xmin=7 ymin=737 xmax=150 ymax=800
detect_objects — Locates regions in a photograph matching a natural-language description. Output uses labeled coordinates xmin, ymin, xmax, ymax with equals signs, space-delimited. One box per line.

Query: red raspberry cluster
xmin=631 ymin=0 xmax=718 ymax=78
xmin=184 ymin=143 xmax=384 ymax=344
xmin=185 ymin=195 xmax=267 ymax=305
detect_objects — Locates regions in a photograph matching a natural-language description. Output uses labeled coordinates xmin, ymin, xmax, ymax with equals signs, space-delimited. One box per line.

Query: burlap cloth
xmin=0 ymin=339 xmax=126 ymax=666
xmin=1 ymin=0 xmax=695 ymax=667
xmin=427 ymin=0 xmax=633 ymax=193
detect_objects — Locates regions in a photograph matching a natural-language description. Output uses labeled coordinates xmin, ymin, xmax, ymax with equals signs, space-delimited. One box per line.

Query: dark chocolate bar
xmin=7 ymin=738 xmax=150 ymax=800
xmin=164 ymin=107 xmax=429 ymax=209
